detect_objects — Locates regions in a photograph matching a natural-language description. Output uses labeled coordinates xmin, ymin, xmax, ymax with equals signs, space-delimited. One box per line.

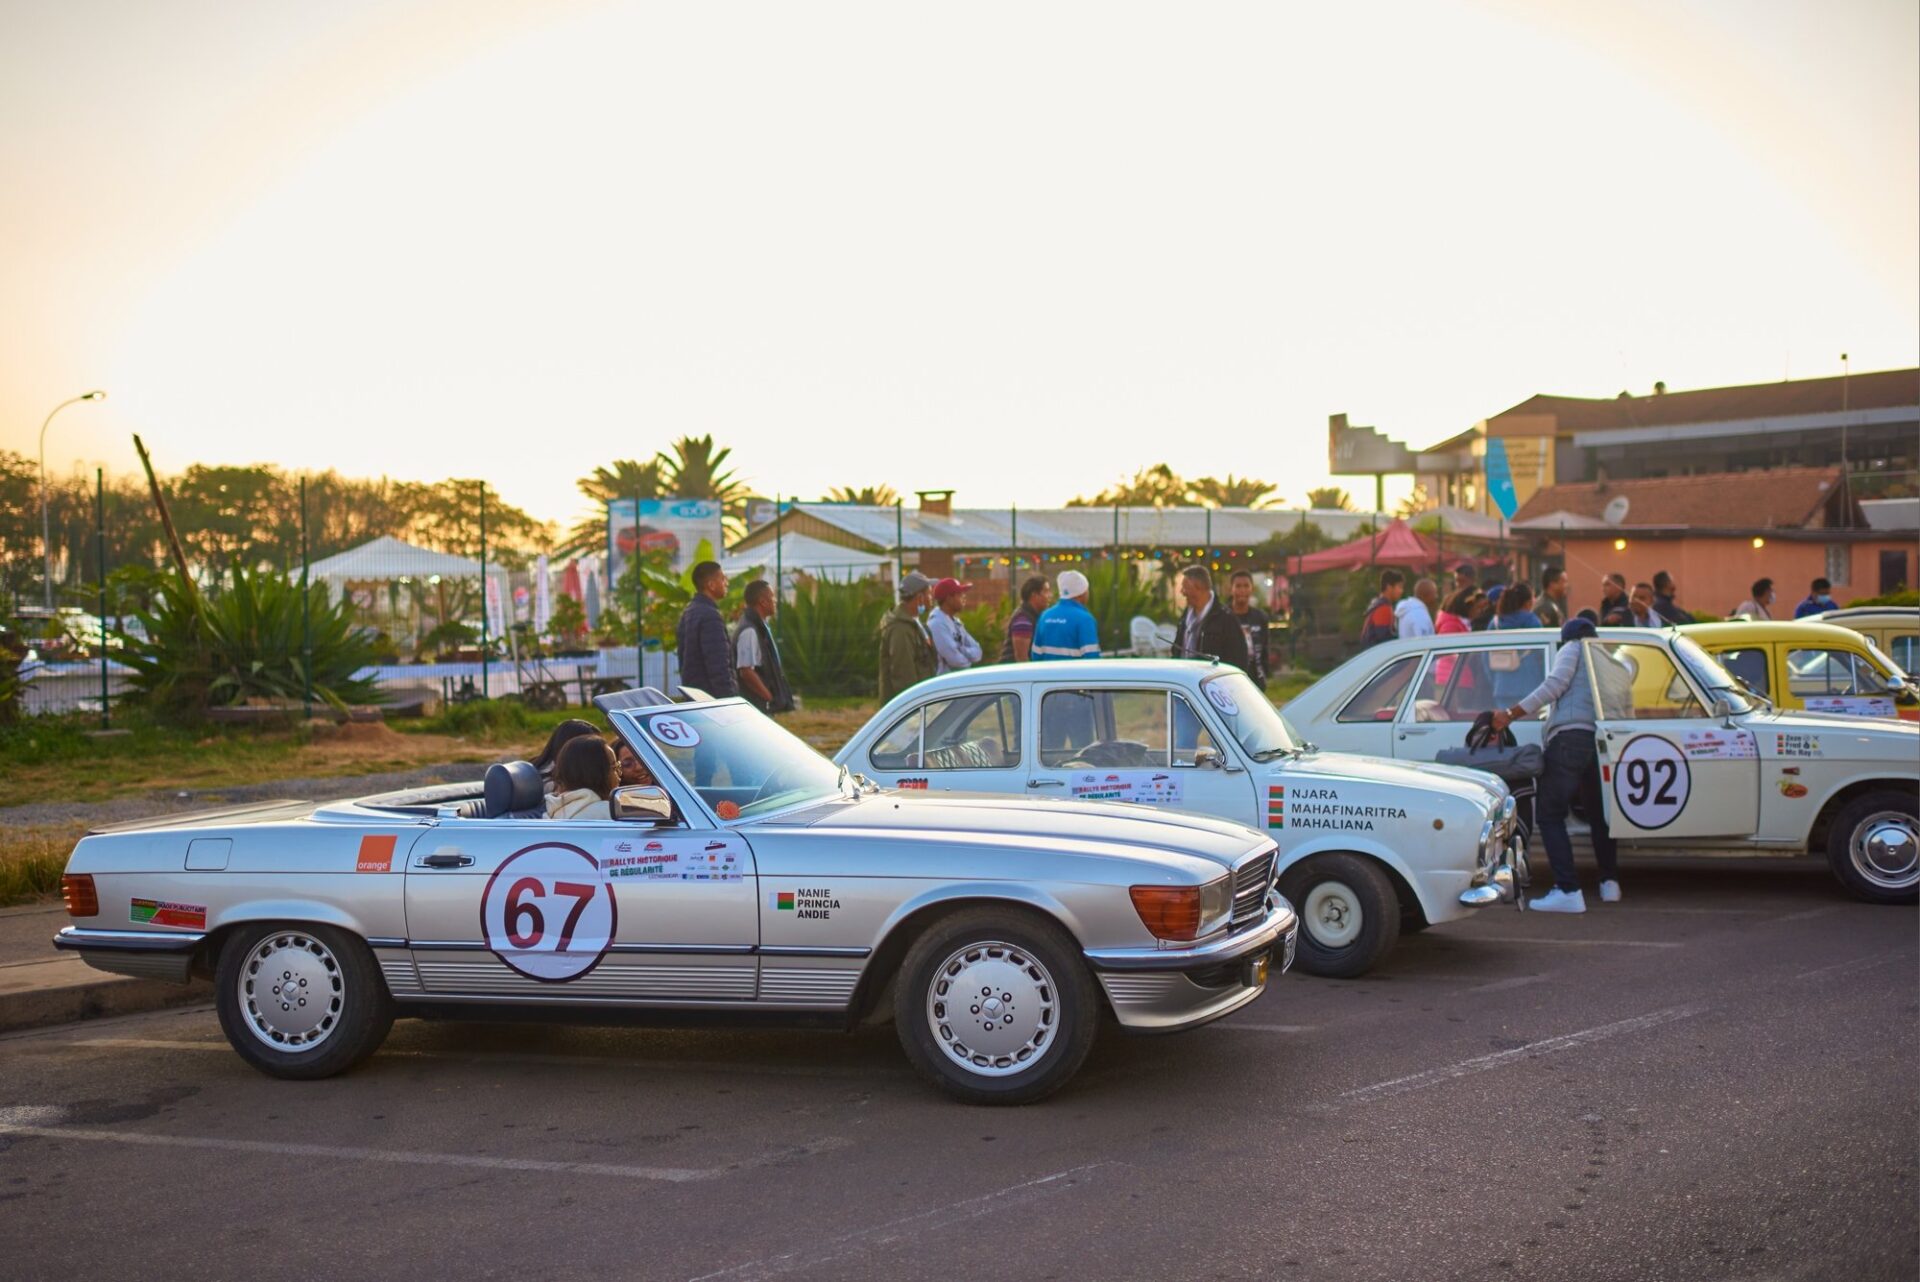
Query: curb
xmin=0 ymin=958 xmax=213 ymax=1034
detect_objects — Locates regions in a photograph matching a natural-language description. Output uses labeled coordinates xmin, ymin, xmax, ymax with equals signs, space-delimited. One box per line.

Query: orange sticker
xmin=715 ymin=801 xmax=741 ymax=821
xmin=1776 ymin=780 xmax=1809 ymax=799
xmin=356 ymin=834 xmax=398 ymax=872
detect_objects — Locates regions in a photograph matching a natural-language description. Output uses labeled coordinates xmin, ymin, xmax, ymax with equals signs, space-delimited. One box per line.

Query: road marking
xmin=1209 ymin=1023 xmax=1315 ymax=1034
xmin=1772 ymin=906 xmax=1844 ymax=924
xmin=1791 ymin=951 xmax=1912 ymax=982
xmin=688 ymin=1163 xmax=1108 ymax=1281
xmin=1460 ymin=974 xmax=1551 ymax=996
xmin=1338 ymin=1004 xmax=1708 ymax=1105
xmin=69 ymin=1038 xmax=885 ymax=1080
xmin=1479 ymin=937 xmax=1684 ymax=949
xmin=1617 ymin=907 xmax=1769 ymax=916
xmin=0 ymin=1106 xmax=850 ymax=1182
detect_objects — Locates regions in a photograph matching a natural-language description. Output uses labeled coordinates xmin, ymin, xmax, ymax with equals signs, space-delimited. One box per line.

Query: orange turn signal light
xmin=62 ymin=873 xmax=99 ymax=918
xmin=1130 ymin=884 xmax=1203 ymax=942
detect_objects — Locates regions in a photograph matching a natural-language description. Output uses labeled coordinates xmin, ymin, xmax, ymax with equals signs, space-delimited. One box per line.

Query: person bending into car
xmin=1489 ymin=617 xmax=1621 ymax=914
xmin=547 ymin=736 xmax=619 ymax=820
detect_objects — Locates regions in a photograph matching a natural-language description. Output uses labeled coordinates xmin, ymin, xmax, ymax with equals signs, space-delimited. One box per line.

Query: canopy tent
xmin=306 ymin=535 xmax=511 ymax=639
xmin=1289 ymin=519 xmax=1446 ymax=574
xmin=721 ymin=531 xmax=891 ymax=586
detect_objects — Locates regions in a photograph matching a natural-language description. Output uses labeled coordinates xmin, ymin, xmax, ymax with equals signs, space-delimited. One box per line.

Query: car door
xmin=863 ymin=689 xmax=1028 ymax=795
xmin=405 ymin=778 xmax=760 ymax=1001
xmin=1029 ymin=685 xmax=1259 ymax=826
xmin=1584 ymin=639 xmax=1759 ymax=839
xmin=1392 ymin=641 xmax=1550 ymax=761
xmin=1783 ymin=643 xmax=1908 ymax=719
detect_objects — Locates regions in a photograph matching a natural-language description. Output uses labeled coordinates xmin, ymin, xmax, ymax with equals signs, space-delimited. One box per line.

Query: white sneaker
xmin=1599 ymin=880 xmax=1622 ymax=903
xmin=1531 ymin=887 xmax=1588 ymax=914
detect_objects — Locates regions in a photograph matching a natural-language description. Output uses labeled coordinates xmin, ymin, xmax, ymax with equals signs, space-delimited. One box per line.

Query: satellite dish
xmin=1602 ymin=496 xmax=1631 ymax=526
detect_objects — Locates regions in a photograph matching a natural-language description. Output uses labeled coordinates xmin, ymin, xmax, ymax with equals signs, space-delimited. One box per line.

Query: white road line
xmin=1772 ymin=906 xmax=1844 ymax=924
xmin=1791 ymin=952 xmax=1913 ymax=982
xmin=688 ymin=1163 xmax=1108 ymax=1281
xmin=69 ymin=1038 xmax=883 ymax=1079
xmin=0 ymin=1112 xmax=850 ymax=1182
xmin=1478 ymin=936 xmax=1684 ymax=949
xmin=1209 ymin=1023 xmax=1316 ymax=1034
xmin=1460 ymin=974 xmax=1551 ymax=996
xmin=1338 ymin=1003 xmax=1708 ymax=1105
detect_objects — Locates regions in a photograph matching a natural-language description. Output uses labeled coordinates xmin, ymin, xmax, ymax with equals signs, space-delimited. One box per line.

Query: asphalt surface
xmin=1 ymin=856 xmax=1913 ymax=1282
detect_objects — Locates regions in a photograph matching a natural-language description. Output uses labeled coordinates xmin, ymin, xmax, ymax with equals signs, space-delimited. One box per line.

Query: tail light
xmin=1130 ymin=876 xmax=1233 ymax=942
xmin=62 ymin=874 xmax=99 ymax=918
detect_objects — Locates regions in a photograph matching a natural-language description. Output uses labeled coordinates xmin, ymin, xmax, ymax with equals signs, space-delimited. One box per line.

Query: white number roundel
xmin=1204 ymin=682 xmax=1240 ymax=715
xmin=648 ymin=714 xmax=701 ymax=747
xmin=1612 ymin=735 xmax=1691 ymax=830
xmin=480 ymin=842 xmax=617 ymax=982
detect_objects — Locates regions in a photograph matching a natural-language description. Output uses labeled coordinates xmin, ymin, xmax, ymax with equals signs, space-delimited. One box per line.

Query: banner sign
xmin=606 ymin=499 xmax=724 ymax=581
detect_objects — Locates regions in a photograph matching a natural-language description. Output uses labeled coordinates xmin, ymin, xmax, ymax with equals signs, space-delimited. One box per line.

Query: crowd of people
xmin=1356 ymin=563 xmax=1846 ymax=647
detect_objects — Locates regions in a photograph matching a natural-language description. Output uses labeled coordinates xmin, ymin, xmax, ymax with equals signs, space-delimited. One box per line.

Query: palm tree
xmin=659 ymin=435 xmax=752 ymax=532
xmin=1067 ymin=464 xmax=1196 ymax=508
xmin=1305 ymin=486 xmax=1355 ymax=512
xmin=823 ymin=485 xmax=899 ymax=506
xmin=557 ymin=459 xmax=667 ymax=556
xmin=1191 ymin=474 xmax=1281 ymax=509
xmin=1394 ymin=485 xmax=1432 ymax=520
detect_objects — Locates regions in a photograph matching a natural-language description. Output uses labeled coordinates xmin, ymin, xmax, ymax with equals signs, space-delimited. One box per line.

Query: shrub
xmin=1844 ymin=589 xmax=1918 ymax=608
xmin=1086 ymin=565 xmax=1174 ymax=653
xmin=778 ymin=578 xmax=890 ymax=698
xmin=121 ymin=567 xmax=384 ymax=715
xmin=958 ymin=596 xmax=1012 ymax=657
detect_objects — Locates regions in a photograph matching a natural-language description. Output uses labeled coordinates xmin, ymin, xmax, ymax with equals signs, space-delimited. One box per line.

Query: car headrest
xmin=484 ymin=760 xmax=544 ymax=817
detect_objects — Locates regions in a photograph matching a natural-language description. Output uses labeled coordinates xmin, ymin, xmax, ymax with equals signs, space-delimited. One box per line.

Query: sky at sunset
xmin=3 ymin=0 xmax=1915 ymax=530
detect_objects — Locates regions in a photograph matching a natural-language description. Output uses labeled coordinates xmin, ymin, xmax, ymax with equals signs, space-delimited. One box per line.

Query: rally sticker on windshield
xmin=1803 ymin=696 xmax=1895 ymax=719
xmin=1612 ymin=735 xmax=1690 ymax=830
xmin=480 ymin=842 xmax=616 ymax=983
xmin=598 ymin=835 xmax=744 ymax=883
xmin=1204 ymin=682 xmax=1240 ymax=716
xmin=647 ymin=714 xmax=701 ymax=748
xmin=1070 ymin=771 xmax=1182 ymax=805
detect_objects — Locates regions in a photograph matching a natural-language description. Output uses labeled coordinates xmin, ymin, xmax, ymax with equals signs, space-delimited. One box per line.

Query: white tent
xmin=721 ymin=532 xmax=890 ymax=586
xmin=307 ymin=535 xmax=511 ymax=628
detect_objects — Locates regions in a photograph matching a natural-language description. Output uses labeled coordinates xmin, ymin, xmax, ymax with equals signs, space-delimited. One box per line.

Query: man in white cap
xmin=1031 ymin=569 xmax=1102 ymax=661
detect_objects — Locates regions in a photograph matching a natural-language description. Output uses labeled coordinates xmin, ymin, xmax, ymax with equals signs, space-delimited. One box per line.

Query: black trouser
xmin=1535 ymin=730 xmax=1619 ymax=892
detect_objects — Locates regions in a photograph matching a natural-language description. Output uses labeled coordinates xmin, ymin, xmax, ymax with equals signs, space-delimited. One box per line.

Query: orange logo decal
xmin=357 ymin=834 xmax=398 ymax=872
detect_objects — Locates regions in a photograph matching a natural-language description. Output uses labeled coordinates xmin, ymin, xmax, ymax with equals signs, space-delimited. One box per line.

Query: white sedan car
xmin=835 ymin=659 xmax=1523 ymax=977
xmin=1282 ymin=628 xmax=1920 ymax=902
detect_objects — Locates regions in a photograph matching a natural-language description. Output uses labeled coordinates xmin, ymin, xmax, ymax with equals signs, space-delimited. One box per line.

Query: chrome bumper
xmin=53 ymin=926 xmax=204 ymax=984
xmin=1459 ymin=832 xmax=1531 ymax=910
xmin=1083 ymin=894 xmax=1297 ymax=974
xmin=1087 ymin=896 xmax=1298 ymax=1033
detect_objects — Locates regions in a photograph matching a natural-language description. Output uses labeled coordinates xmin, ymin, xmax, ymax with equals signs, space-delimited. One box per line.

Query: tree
xmin=390 ymin=479 xmax=551 ymax=569
xmin=1191 ymin=475 xmax=1281 ymax=509
xmin=560 ymin=459 xmax=666 ymax=557
xmin=1305 ymin=486 xmax=1355 ymax=511
xmin=824 ymin=485 xmax=899 ymax=506
xmin=1394 ymin=485 xmax=1432 ymax=520
xmin=660 ymin=435 xmax=751 ymax=532
xmin=1067 ymin=464 xmax=1196 ymax=508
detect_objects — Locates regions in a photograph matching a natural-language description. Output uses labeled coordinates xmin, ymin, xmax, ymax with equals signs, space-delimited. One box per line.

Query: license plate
xmin=1245 ymin=952 xmax=1270 ymax=987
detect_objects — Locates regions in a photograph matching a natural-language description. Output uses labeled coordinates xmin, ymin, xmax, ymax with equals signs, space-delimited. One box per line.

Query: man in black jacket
xmin=1169 ymin=565 xmax=1252 ymax=677
xmin=675 ymin=561 xmax=738 ymax=698
xmin=732 ymin=579 xmax=793 ymax=714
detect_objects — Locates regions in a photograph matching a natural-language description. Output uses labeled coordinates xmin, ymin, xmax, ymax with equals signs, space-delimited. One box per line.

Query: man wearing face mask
xmin=878 ymin=571 xmax=937 ymax=701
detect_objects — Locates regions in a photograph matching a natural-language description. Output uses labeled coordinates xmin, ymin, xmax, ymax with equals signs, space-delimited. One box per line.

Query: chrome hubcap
xmin=1304 ymin=881 xmax=1363 ymax=948
xmin=926 ymin=941 xmax=1057 ymax=1078
xmin=1851 ymin=812 xmax=1919 ymax=890
xmin=238 ymin=932 xmax=345 ymax=1053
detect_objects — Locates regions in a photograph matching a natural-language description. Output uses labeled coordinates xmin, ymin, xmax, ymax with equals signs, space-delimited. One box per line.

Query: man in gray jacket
xmin=1490 ymin=617 xmax=1624 ymax=914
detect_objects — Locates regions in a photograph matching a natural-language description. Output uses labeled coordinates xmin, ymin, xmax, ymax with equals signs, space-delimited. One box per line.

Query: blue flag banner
xmin=1484 ymin=438 xmax=1520 ymax=519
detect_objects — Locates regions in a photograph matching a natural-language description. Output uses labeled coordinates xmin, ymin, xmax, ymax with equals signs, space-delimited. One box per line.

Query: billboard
xmin=606 ymin=498 xmax=724 ymax=583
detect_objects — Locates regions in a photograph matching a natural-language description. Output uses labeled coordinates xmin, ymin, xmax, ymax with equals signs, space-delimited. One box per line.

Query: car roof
xmin=899 ymin=657 xmax=1234 ymax=691
xmin=1817 ymin=606 xmax=1920 ymax=622
xmin=1678 ymin=619 xmax=1873 ymax=644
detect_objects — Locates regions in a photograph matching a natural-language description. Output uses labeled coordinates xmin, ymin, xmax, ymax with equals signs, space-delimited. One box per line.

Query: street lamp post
xmin=38 ymin=390 xmax=107 ymax=610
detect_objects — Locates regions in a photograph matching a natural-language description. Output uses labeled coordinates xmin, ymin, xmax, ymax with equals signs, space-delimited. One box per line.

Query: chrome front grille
xmin=1231 ymin=849 xmax=1276 ymax=931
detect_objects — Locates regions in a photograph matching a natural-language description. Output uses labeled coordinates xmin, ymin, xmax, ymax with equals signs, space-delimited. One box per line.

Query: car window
xmin=625 ymin=703 xmax=843 ymax=819
xmin=1040 ymin=689 xmax=1206 ymax=768
xmin=1337 ymin=656 xmax=1419 ymax=723
xmin=1409 ymin=647 xmax=1545 ymax=721
xmin=1888 ymin=634 xmax=1917 ymax=672
xmin=1714 ymin=647 xmax=1771 ymax=697
xmin=1590 ymin=641 xmax=1706 ymax=720
xmin=870 ymin=709 xmax=924 ymax=770
xmin=1786 ymin=648 xmax=1898 ymax=697
xmin=871 ymin=692 xmax=1023 ymax=770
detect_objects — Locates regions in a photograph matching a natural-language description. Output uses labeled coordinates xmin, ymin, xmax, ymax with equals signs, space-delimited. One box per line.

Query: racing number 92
xmin=481 ymin=842 xmax=618 ymax=982
xmin=1611 ymin=735 xmax=1691 ymax=831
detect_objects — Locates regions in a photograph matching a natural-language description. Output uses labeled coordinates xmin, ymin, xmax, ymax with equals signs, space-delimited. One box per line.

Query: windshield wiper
xmin=1248 ymin=747 xmax=1296 ymax=761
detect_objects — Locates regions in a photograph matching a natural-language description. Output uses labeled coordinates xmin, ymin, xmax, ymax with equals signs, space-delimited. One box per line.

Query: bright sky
xmin=4 ymin=0 xmax=1915 ymax=529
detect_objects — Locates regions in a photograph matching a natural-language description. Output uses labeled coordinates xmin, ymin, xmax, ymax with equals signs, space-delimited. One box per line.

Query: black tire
xmin=1399 ymin=911 xmax=1432 ymax=935
xmin=892 ymin=908 xmax=1099 ymax=1105
xmin=1824 ymin=790 xmax=1919 ymax=905
xmin=215 ymin=923 xmax=395 ymax=1080
xmin=1278 ymin=853 xmax=1402 ymax=979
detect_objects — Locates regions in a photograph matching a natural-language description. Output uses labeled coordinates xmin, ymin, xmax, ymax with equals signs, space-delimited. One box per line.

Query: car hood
xmin=1275 ymin=750 xmax=1507 ymax=808
xmin=774 ymin=792 xmax=1268 ymax=873
xmin=87 ymin=799 xmax=318 ymax=835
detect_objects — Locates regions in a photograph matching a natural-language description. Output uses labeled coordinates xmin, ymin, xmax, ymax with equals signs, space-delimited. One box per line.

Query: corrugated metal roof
xmin=732 ymin=504 xmax=1390 ymax=553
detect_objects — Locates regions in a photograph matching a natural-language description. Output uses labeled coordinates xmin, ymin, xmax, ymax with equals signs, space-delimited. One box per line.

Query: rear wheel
xmin=1826 ymin=791 xmax=1919 ymax=904
xmin=215 ymin=923 xmax=394 ymax=1080
xmin=893 ymin=909 xmax=1098 ymax=1105
xmin=1278 ymin=853 xmax=1401 ymax=978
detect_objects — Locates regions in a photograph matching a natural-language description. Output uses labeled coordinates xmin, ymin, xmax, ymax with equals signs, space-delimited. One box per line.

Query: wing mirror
xmin=1709 ymin=693 xmax=1737 ymax=721
xmin=612 ymin=785 xmax=675 ymax=824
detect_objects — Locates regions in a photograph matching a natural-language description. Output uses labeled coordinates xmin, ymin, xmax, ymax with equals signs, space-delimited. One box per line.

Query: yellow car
xmin=1812 ymin=606 xmax=1920 ymax=676
xmin=1681 ymin=620 xmax=1919 ymax=721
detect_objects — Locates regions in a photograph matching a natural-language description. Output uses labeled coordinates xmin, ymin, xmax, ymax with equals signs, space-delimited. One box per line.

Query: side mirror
xmin=1710 ymin=693 xmax=1736 ymax=720
xmin=612 ymin=785 xmax=675 ymax=825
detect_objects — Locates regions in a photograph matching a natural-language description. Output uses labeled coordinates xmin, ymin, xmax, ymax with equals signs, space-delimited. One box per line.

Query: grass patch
xmin=0 ymin=825 xmax=83 ymax=906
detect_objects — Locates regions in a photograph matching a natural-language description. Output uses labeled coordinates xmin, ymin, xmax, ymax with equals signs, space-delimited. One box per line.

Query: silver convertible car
xmin=54 ymin=689 xmax=1297 ymax=1104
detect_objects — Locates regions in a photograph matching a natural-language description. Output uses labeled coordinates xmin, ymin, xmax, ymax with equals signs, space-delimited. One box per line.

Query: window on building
xmin=1825 ymin=545 xmax=1850 ymax=587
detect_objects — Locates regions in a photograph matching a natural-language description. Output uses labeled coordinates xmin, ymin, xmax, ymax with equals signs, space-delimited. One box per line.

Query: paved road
xmin=1 ymin=857 xmax=1913 ymax=1282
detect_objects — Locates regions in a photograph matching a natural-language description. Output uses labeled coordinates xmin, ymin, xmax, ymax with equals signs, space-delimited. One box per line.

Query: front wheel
xmin=215 ymin=923 xmax=395 ymax=1080
xmin=1278 ymin=853 xmax=1402 ymax=979
xmin=893 ymin=909 xmax=1098 ymax=1105
xmin=1826 ymin=791 xmax=1919 ymax=904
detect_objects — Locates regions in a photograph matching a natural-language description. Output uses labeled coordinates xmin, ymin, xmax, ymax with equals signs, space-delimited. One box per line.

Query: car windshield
xmin=1199 ymin=670 xmax=1299 ymax=757
xmin=620 ymin=702 xmax=845 ymax=820
xmin=1673 ymin=636 xmax=1755 ymax=714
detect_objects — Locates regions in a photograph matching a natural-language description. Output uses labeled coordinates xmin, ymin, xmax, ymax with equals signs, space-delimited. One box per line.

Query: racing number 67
xmin=481 ymin=843 xmax=619 ymax=982
xmin=504 ymin=878 xmax=599 ymax=950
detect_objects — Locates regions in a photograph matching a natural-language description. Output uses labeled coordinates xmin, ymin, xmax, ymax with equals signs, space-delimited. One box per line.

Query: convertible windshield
xmin=1673 ymin=636 xmax=1755 ymax=714
xmin=622 ymin=702 xmax=844 ymax=819
xmin=1199 ymin=671 xmax=1299 ymax=757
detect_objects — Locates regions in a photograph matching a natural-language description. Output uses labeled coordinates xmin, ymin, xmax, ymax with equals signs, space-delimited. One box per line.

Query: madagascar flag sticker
xmin=1266 ymin=784 xmax=1285 ymax=829
xmin=772 ymin=891 xmax=796 ymax=911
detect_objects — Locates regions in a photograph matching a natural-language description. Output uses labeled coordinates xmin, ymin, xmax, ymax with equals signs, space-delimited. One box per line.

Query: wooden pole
xmin=131 ymin=434 xmax=197 ymax=603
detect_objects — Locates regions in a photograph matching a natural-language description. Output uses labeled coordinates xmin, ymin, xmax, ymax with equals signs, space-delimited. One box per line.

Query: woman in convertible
xmin=546 ymin=736 xmax=619 ymax=820
xmin=532 ymin=719 xmax=602 ymax=786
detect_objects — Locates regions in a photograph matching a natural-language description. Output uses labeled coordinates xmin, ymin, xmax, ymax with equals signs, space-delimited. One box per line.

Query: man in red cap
xmin=928 ymin=577 xmax=983 ymax=675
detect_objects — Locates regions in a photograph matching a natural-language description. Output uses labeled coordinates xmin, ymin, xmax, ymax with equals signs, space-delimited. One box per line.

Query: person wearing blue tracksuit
xmin=1031 ymin=570 xmax=1101 ymax=661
